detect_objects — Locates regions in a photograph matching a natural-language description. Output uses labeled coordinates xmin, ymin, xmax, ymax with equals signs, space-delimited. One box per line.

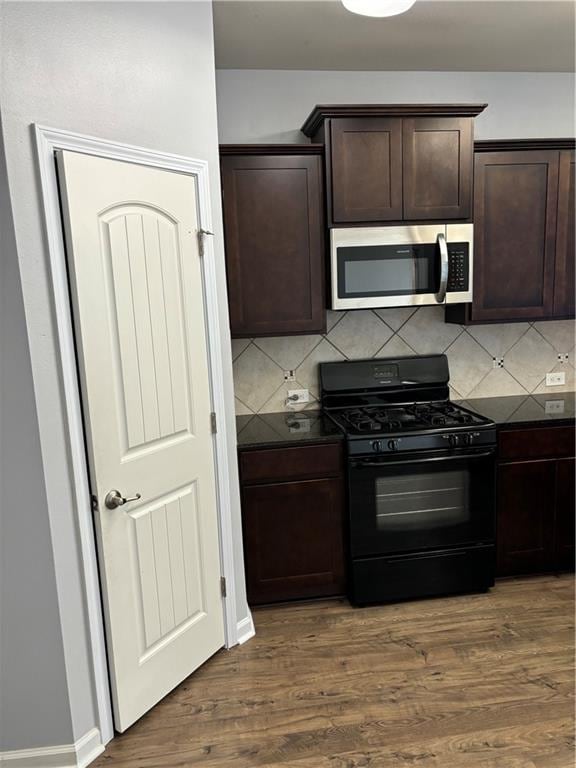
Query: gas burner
xmin=330 ymin=400 xmax=487 ymax=437
xmin=357 ymin=420 xmax=382 ymax=432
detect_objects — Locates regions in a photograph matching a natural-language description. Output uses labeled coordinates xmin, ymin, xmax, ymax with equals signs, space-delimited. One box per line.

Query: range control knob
xmin=448 ymin=434 xmax=460 ymax=448
xmin=372 ymin=440 xmax=382 ymax=452
xmin=461 ymin=433 xmax=472 ymax=446
xmin=387 ymin=439 xmax=400 ymax=452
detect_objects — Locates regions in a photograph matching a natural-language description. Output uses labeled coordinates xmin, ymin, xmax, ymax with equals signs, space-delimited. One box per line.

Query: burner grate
xmin=333 ymin=401 xmax=484 ymax=435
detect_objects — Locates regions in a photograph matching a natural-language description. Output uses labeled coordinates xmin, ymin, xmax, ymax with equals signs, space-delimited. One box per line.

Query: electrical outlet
xmin=545 ymin=399 xmax=565 ymax=415
xmin=492 ymin=357 xmax=504 ymax=369
xmin=283 ymin=369 xmax=296 ymax=381
xmin=287 ymin=388 xmax=309 ymax=404
xmin=287 ymin=416 xmax=311 ymax=433
xmin=557 ymin=353 xmax=569 ymax=363
xmin=546 ymin=372 xmax=566 ymax=387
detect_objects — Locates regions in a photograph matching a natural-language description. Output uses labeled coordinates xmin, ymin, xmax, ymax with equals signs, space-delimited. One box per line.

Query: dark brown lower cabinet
xmin=497 ymin=425 xmax=575 ymax=577
xmin=239 ymin=442 xmax=346 ymax=605
xmin=555 ymin=457 xmax=576 ymax=570
xmin=497 ymin=459 xmax=556 ymax=575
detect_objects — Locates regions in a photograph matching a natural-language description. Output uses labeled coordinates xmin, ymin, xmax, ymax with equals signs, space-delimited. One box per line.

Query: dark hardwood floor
xmin=94 ymin=574 xmax=574 ymax=767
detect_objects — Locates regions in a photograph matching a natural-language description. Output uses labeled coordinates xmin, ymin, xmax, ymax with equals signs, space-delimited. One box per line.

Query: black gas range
xmin=320 ymin=354 xmax=497 ymax=605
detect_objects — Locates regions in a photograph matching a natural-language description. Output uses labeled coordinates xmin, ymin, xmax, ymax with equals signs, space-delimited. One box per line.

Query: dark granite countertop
xmin=237 ymin=394 xmax=575 ymax=449
xmin=459 ymin=392 xmax=576 ymax=428
xmin=236 ymin=410 xmax=344 ymax=449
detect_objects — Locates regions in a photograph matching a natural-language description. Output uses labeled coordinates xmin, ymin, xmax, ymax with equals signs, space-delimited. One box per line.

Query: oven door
xmin=348 ymin=448 xmax=496 ymax=558
xmin=331 ymin=225 xmax=448 ymax=310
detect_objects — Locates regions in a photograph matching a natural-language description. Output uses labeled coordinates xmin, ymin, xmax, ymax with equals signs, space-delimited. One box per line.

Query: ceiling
xmin=213 ymin=0 xmax=575 ymax=72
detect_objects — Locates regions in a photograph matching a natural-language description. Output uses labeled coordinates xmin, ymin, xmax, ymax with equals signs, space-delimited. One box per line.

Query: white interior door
xmin=57 ymin=150 xmax=225 ymax=731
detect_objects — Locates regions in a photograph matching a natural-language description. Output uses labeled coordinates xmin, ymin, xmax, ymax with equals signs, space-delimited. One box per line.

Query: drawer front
xmin=240 ymin=442 xmax=343 ymax=484
xmin=499 ymin=426 xmax=575 ymax=461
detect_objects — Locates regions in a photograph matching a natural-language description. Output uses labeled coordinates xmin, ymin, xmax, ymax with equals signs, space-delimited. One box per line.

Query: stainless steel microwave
xmin=330 ymin=224 xmax=473 ymax=310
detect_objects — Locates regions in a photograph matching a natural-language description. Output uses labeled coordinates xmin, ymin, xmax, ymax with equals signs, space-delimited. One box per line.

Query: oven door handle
xmin=351 ymin=450 xmax=495 ymax=469
xmin=435 ymin=232 xmax=449 ymax=304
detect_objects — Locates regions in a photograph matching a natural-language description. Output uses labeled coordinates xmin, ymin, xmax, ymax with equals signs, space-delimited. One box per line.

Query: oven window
xmin=375 ymin=470 xmax=469 ymax=532
xmin=337 ymin=243 xmax=438 ymax=298
xmin=348 ymin=453 xmax=495 ymax=557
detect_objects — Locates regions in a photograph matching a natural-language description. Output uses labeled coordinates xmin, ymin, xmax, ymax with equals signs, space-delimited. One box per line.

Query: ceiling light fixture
xmin=342 ymin=0 xmax=416 ymax=18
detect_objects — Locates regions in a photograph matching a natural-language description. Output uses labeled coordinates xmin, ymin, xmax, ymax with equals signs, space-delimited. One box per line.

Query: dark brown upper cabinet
xmin=330 ymin=117 xmax=403 ymax=222
xmin=472 ymin=147 xmax=559 ymax=322
xmin=554 ymin=150 xmax=575 ymax=317
xmin=403 ymin=117 xmax=473 ymax=220
xmin=301 ymin=104 xmax=486 ymax=226
xmin=220 ymin=145 xmax=326 ymax=338
xmin=446 ymin=139 xmax=576 ymax=325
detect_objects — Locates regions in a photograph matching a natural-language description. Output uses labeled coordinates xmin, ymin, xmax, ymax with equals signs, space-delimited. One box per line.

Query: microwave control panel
xmin=447 ymin=243 xmax=469 ymax=292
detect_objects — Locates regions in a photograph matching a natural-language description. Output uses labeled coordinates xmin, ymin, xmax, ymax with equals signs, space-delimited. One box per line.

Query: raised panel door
xmin=497 ymin=459 xmax=556 ymax=576
xmin=555 ymin=457 xmax=575 ymax=571
xmin=403 ymin=117 xmax=473 ymax=220
xmin=472 ymin=150 xmax=559 ymax=322
xmin=58 ymin=151 xmax=225 ymax=731
xmin=330 ymin=117 xmax=403 ymax=223
xmin=221 ymin=154 xmax=325 ymax=337
xmin=242 ymin=477 xmax=345 ymax=604
xmin=554 ymin=150 xmax=575 ymax=317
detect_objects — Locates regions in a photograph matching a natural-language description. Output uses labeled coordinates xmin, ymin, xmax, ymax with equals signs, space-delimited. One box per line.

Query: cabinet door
xmin=555 ymin=457 xmax=575 ymax=571
xmin=403 ymin=117 xmax=473 ymax=220
xmin=472 ymin=150 xmax=559 ymax=322
xmin=242 ymin=478 xmax=345 ymax=604
xmin=221 ymin=155 xmax=325 ymax=337
xmin=497 ymin=459 xmax=556 ymax=576
xmin=553 ymin=150 xmax=575 ymax=317
xmin=330 ymin=118 xmax=402 ymax=223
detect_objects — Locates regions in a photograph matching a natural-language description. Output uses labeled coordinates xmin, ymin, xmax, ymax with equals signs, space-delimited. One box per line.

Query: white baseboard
xmin=236 ymin=612 xmax=255 ymax=645
xmin=75 ymin=729 xmax=105 ymax=768
xmin=1 ymin=728 xmax=104 ymax=768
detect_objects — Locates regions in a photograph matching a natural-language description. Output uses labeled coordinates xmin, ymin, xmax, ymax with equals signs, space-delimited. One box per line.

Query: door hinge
xmin=220 ymin=576 xmax=227 ymax=598
xmin=197 ymin=228 xmax=214 ymax=258
xmin=210 ymin=411 xmax=217 ymax=434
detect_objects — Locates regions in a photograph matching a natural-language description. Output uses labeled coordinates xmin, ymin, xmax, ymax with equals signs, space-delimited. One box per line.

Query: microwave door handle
xmin=435 ymin=232 xmax=449 ymax=304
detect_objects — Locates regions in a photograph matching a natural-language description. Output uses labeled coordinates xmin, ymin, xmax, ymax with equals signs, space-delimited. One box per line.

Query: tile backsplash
xmin=232 ymin=307 xmax=575 ymax=414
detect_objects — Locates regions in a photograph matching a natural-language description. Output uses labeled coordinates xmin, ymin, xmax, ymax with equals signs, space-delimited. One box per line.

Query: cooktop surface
xmin=328 ymin=400 xmax=491 ymax=436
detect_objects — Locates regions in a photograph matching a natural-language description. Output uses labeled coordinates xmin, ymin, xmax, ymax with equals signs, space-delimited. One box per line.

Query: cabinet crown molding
xmin=220 ymin=143 xmax=324 ymax=156
xmin=301 ymin=103 xmax=488 ymax=137
xmin=475 ymin=138 xmax=576 ymax=152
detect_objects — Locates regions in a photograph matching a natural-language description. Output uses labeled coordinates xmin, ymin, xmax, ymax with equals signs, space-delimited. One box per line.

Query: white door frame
xmin=34 ymin=124 xmax=245 ymax=744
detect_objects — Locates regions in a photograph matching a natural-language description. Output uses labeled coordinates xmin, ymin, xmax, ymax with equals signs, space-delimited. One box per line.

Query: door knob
xmin=105 ymin=489 xmax=142 ymax=510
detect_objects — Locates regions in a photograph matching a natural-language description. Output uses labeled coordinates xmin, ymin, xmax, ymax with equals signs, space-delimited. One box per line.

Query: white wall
xmin=0 ymin=0 xmax=247 ymax=753
xmin=216 ymin=70 xmax=576 ymax=143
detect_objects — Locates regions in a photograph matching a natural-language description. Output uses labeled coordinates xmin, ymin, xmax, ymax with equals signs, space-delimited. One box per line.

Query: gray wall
xmin=215 ymin=70 xmax=575 ymax=143
xmin=0 ymin=115 xmax=75 ymax=752
xmin=215 ymin=68 xmax=576 ymax=414
xmin=0 ymin=0 xmax=246 ymax=752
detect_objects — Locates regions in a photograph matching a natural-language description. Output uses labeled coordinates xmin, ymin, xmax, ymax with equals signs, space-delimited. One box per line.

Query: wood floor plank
xmin=93 ymin=574 xmax=574 ymax=768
